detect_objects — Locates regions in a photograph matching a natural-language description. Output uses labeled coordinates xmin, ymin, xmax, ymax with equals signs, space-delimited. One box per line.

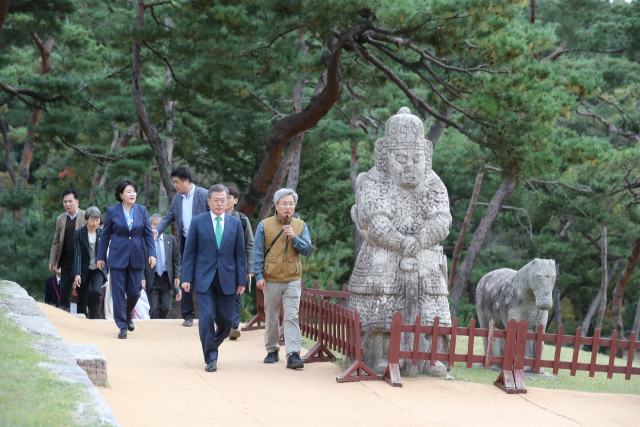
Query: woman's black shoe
xmin=127 ymin=319 xmax=135 ymax=331
xmin=118 ymin=328 xmax=127 ymax=339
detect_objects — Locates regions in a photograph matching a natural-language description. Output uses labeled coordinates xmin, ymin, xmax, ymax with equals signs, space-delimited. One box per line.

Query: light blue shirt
xmin=251 ymin=218 xmax=313 ymax=282
xmin=181 ymin=184 xmax=195 ymax=239
xmin=66 ymin=209 xmax=78 ymax=220
xmin=155 ymin=234 xmax=166 ymax=274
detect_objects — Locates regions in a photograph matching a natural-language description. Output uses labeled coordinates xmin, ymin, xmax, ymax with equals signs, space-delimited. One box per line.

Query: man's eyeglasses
xmin=212 ymin=198 xmax=227 ymax=205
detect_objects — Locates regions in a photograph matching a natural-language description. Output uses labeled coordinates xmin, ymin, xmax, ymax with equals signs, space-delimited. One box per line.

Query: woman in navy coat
xmin=97 ymin=179 xmax=156 ymax=339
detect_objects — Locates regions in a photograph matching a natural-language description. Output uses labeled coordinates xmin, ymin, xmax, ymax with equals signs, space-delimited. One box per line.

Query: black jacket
xmin=44 ymin=275 xmax=61 ymax=307
xmin=72 ymin=226 xmax=109 ymax=284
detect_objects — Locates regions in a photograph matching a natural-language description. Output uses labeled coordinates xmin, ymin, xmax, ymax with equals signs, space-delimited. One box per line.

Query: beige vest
xmin=262 ymin=215 xmax=304 ymax=282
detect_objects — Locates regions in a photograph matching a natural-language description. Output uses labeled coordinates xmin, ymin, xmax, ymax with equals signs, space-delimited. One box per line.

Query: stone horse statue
xmin=476 ymin=259 xmax=556 ymax=371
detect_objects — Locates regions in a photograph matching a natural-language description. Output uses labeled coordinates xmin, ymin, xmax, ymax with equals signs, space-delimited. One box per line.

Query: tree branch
xmin=142 ymin=41 xmax=193 ymax=88
xmin=576 ymin=104 xmax=639 ymax=144
xmin=0 ymin=80 xmax=62 ymax=108
xmin=58 ymin=136 xmax=129 ymax=166
xmin=585 ymin=233 xmax=627 ymax=261
xmin=528 ymin=179 xmax=593 ymax=193
xmin=541 ymin=41 xmax=625 ymax=62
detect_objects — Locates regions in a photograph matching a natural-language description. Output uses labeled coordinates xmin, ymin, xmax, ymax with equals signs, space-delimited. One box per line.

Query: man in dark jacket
xmin=153 ymin=167 xmax=209 ymax=326
xmin=44 ymin=267 xmax=62 ymax=307
xmin=225 ymin=186 xmax=254 ymax=340
xmin=144 ymin=214 xmax=182 ymax=319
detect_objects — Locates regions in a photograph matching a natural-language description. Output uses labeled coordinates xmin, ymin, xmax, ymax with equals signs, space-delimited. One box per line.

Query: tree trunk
xmin=144 ymin=165 xmax=153 ymax=208
xmin=425 ymin=107 xmax=454 ymax=149
xmin=98 ymin=122 xmax=140 ymax=191
xmin=158 ymin=15 xmax=176 ymax=212
xmin=257 ymin=140 xmax=299 ymax=223
xmin=236 ymin=28 xmax=358 ymax=217
xmin=448 ymin=167 xmax=485 ymax=291
xmin=553 ymin=287 xmax=562 ymax=329
xmin=596 ymin=227 xmax=608 ymax=331
xmin=450 ymin=176 xmax=517 ymax=318
xmin=285 ymin=29 xmax=311 ymax=192
xmin=90 ymin=123 xmax=119 ymax=201
xmin=0 ymin=0 xmax=9 ymax=40
xmin=18 ymin=33 xmax=54 ymax=187
xmin=1 ymin=115 xmax=16 ymax=185
xmin=632 ymin=295 xmax=640 ymax=337
xmin=579 ymin=257 xmax=624 ymax=350
xmin=613 ymin=237 xmax=640 ymax=357
xmin=132 ymin=0 xmax=176 ymax=205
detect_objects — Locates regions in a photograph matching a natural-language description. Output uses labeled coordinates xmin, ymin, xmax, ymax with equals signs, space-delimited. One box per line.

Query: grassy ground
xmin=0 ymin=283 xmax=92 ymax=427
xmin=450 ymin=336 xmax=640 ymax=395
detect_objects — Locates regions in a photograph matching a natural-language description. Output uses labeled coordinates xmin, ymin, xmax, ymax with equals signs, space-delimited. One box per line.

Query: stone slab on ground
xmin=0 ymin=280 xmax=31 ymax=299
xmin=0 ymin=297 xmax=47 ymax=317
xmin=38 ymin=363 xmax=119 ymax=427
xmin=5 ymin=312 xmax=62 ymax=338
xmin=67 ymin=343 xmax=108 ymax=385
xmin=32 ymin=339 xmax=77 ymax=365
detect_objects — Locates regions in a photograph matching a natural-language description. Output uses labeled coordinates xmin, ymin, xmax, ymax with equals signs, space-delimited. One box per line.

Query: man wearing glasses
xmin=252 ymin=188 xmax=312 ymax=369
xmin=181 ymin=184 xmax=246 ymax=372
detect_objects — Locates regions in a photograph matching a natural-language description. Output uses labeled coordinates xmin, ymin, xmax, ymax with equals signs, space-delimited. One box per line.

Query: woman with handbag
xmin=97 ymin=179 xmax=156 ymax=339
xmin=72 ymin=206 xmax=108 ymax=319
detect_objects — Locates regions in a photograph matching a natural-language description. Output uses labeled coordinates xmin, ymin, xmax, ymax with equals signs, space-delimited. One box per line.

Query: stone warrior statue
xmin=349 ymin=107 xmax=453 ymax=377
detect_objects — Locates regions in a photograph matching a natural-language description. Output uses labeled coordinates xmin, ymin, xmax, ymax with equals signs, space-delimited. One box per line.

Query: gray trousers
xmin=264 ymin=280 xmax=302 ymax=356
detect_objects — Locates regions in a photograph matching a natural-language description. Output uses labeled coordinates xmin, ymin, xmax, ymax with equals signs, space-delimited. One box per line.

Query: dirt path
xmin=41 ymin=304 xmax=640 ymax=427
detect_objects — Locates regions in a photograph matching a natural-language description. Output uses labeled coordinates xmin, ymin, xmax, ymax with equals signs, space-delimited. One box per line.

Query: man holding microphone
xmin=252 ymin=188 xmax=312 ymax=369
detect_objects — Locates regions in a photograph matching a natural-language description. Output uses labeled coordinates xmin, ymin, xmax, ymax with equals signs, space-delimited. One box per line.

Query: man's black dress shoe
xmin=205 ymin=360 xmax=217 ymax=372
xmin=286 ymin=352 xmax=304 ymax=369
xmin=118 ymin=328 xmax=127 ymax=339
xmin=127 ymin=319 xmax=135 ymax=331
xmin=264 ymin=351 xmax=279 ymax=364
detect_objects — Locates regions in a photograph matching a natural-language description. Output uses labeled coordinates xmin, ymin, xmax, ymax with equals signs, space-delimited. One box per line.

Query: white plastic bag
xmin=131 ymin=290 xmax=150 ymax=319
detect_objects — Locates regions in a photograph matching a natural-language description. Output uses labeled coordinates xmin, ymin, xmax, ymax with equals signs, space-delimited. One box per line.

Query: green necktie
xmin=215 ymin=216 xmax=223 ymax=248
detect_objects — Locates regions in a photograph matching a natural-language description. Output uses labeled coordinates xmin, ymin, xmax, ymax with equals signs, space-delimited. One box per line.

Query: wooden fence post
xmin=383 ymin=312 xmax=403 ymax=387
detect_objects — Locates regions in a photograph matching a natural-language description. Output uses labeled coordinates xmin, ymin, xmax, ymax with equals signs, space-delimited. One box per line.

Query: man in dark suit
xmin=154 ymin=167 xmax=209 ymax=327
xmin=182 ymin=184 xmax=246 ymax=372
xmin=143 ymin=214 xmax=181 ymax=319
xmin=44 ymin=267 xmax=62 ymax=307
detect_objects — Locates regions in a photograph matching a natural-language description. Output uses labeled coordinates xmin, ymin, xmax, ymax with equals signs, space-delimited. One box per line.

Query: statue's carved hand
xmin=401 ymin=236 xmax=420 ymax=257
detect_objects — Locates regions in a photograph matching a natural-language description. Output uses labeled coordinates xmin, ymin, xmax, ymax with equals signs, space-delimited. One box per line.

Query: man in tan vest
xmin=49 ymin=189 xmax=86 ymax=310
xmin=253 ymin=188 xmax=312 ymax=369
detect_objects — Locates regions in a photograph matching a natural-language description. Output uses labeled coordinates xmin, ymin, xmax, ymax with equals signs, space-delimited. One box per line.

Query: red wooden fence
xmin=299 ymin=291 xmax=380 ymax=382
xmin=241 ymin=281 xmax=349 ymax=334
xmin=383 ymin=312 xmax=640 ymax=393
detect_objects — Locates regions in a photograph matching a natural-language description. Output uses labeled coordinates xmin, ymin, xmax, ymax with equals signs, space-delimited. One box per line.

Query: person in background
xmin=252 ymin=188 xmax=312 ymax=369
xmin=44 ymin=267 xmax=62 ymax=307
xmin=143 ymin=214 xmax=182 ymax=319
xmin=153 ymin=167 xmax=209 ymax=327
xmin=225 ymin=186 xmax=254 ymax=340
xmin=49 ymin=189 xmax=86 ymax=310
xmin=72 ymin=206 xmax=108 ymax=319
xmin=97 ymin=179 xmax=156 ymax=339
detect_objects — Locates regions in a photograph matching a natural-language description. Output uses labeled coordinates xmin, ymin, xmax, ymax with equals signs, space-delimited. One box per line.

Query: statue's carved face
xmin=387 ymin=149 xmax=425 ymax=188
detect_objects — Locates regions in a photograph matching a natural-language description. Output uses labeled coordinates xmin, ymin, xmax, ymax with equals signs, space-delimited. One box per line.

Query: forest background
xmin=1 ymin=0 xmax=639 ymax=345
